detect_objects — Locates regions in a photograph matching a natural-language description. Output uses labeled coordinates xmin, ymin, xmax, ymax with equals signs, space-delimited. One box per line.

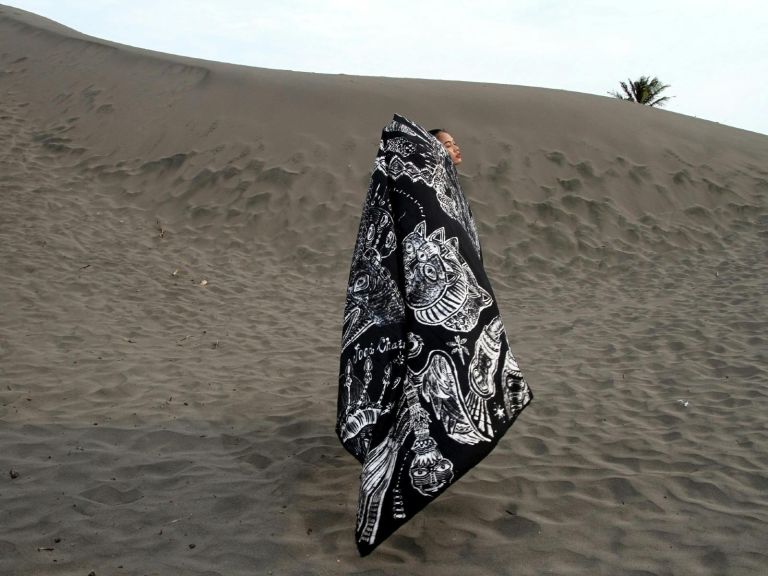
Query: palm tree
xmin=609 ymin=76 xmax=672 ymax=107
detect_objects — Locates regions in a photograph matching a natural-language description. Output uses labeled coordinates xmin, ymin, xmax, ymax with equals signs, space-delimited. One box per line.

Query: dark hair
xmin=428 ymin=129 xmax=444 ymax=136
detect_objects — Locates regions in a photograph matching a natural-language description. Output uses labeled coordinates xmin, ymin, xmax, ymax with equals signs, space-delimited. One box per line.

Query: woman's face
xmin=435 ymin=131 xmax=462 ymax=165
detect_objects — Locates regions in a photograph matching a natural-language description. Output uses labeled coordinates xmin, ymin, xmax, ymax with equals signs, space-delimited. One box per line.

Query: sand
xmin=1 ymin=4 xmax=767 ymax=575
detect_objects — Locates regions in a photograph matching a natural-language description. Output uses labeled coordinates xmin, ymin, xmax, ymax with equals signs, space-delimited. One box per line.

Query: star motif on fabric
xmin=494 ymin=406 xmax=506 ymax=419
xmin=447 ymin=335 xmax=469 ymax=365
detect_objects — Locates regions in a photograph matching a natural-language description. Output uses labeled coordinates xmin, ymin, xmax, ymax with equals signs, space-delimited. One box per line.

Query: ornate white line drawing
xmin=342 ymin=250 xmax=404 ymax=351
xmin=339 ymin=359 xmax=385 ymax=459
xmin=384 ymin=118 xmax=419 ymax=138
xmin=391 ymin=459 xmax=409 ymax=520
xmin=411 ymin=350 xmax=491 ymax=445
xmin=393 ymin=187 xmax=425 ymax=219
xmin=356 ymin=374 xmax=445 ymax=545
xmin=385 ymin=137 xmax=417 ymax=157
xmin=403 ymin=221 xmax=491 ymax=332
xmin=385 ymin=117 xmax=440 ymax=151
xmin=376 ymin=117 xmax=481 ymax=254
xmin=467 ymin=316 xmax=506 ymax=437
xmin=402 ymin=375 xmax=454 ymax=496
xmin=376 ymin=153 xmax=442 ymax=188
xmin=434 ymin=163 xmax=481 ymax=255
xmin=342 ymin=183 xmax=405 ymax=352
xmin=375 ymin=118 xmax=443 ymax=190
xmin=356 ymin=355 xmax=466 ymax=545
xmin=356 ymin=390 xmax=409 ymax=545
xmin=501 ymin=350 xmax=531 ymax=421
xmin=407 ymin=332 xmax=423 ymax=358
xmin=447 ymin=335 xmax=469 ymax=365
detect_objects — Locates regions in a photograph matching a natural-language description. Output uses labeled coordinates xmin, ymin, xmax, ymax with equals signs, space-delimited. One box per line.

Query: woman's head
xmin=429 ymin=129 xmax=462 ymax=165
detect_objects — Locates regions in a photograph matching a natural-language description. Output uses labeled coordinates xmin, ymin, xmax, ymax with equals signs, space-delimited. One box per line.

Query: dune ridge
xmin=1 ymin=5 xmax=767 ymax=575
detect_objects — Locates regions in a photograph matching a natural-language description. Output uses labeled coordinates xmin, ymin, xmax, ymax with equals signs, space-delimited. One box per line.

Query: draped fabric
xmin=337 ymin=114 xmax=532 ymax=555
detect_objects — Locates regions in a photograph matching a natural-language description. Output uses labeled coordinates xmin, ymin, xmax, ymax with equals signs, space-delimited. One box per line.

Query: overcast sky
xmin=8 ymin=0 xmax=768 ymax=135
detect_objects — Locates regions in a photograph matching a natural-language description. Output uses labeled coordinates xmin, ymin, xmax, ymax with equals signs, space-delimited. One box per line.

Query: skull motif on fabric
xmin=403 ymin=221 xmax=491 ymax=332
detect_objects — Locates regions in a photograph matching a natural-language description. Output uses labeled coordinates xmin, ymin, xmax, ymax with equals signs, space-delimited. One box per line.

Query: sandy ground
xmin=1 ymin=5 xmax=767 ymax=575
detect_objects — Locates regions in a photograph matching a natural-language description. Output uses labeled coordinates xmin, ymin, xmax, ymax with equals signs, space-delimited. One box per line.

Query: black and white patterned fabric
xmin=337 ymin=114 xmax=532 ymax=555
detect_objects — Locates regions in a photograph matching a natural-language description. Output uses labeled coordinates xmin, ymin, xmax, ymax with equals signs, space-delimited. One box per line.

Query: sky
xmin=7 ymin=0 xmax=768 ymax=135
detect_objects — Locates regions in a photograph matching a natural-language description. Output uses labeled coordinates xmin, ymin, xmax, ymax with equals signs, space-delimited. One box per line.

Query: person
xmin=428 ymin=129 xmax=462 ymax=165
xmin=338 ymin=115 xmax=532 ymax=555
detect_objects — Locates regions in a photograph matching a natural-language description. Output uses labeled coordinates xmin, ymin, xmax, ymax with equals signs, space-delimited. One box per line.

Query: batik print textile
xmin=337 ymin=114 xmax=532 ymax=555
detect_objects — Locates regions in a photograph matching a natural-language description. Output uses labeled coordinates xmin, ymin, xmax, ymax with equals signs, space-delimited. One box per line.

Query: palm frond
xmin=611 ymin=75 xmax=672 ymax=106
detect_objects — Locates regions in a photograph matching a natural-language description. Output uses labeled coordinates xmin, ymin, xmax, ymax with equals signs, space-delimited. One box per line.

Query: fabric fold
xmin=337 ymin=114 xmax=532 ymax=555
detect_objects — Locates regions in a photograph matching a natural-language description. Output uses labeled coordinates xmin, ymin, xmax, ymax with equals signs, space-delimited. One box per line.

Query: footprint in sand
xmin=79 ymin=485 xmax=144 ymax=505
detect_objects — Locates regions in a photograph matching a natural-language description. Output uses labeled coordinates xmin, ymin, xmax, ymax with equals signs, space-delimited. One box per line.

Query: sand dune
xmin=1 ymin=4 xmax=767 ymax=575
